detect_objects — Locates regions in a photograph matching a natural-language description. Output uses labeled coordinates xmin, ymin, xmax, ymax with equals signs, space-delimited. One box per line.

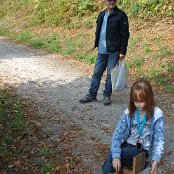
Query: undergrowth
xmin=0 ymin=87 xmax=56 ymax=173
xmin=0 ymin=0 xmax=173 ymax=28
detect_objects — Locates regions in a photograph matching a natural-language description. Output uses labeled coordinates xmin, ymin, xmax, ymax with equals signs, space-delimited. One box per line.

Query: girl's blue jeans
xmin=102 ymin=143 xmax=148 ymax=174
xmin=88 ymin=53 xmax=119 ymax=97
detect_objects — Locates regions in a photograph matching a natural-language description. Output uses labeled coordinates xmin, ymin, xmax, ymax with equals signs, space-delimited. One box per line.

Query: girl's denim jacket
xmin=111 ymin=106 xmax=165 ymax=162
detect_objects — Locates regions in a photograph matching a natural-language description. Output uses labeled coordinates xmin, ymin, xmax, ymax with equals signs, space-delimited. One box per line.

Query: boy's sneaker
xmin=79 ymin=94 xmax=97 ymax=104
xmin=103 ymin=96 xmax=111 ymax=106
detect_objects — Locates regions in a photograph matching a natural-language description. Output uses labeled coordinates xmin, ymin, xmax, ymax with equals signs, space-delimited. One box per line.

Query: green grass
xmin=0 ymin=0 xmax=173 ymax=29
xmin=155 ymin=74 xmax=174 ymax=93
xmin=86 ymin=54 xmax=96 ymax=64
xmin=127 ymin=33 xmax=173 ymax=93
xmin=16 ymin=31 xmax=32 ymax=42
xmin=159 ymin=46 xmax=172 ymax=58
xmin=148 ymin=67 xmax=161 ymax=78
xmin=43 ymin=33 xmax=61 ymax=52
xmin=128 ymin=56 xmax=145 ymax=68
xmin=61 ymin=40 xmax=76 ymax=55
xmin=0 ymin=29 xmax=10 ymax=36
xmin=151 ymin=52 xmax=159 ymax=60
xmin=128 ymin=36 xmax=142 ymax=53
xmin=30 ymin=38 xmax=45 ymax=48
xmin=143 ymin=46 xmax=151 ymax=53
xmin=169 ymin=62 xmax=174 ymax=72
xmin=39 ymin=148 xmax=55 ymax=157
xmin=120 ymin=0 xmax=174 ymax=17
xmin=0 ymin=88 xmax=26 ymax=130
xmin=42 ymin=163 xmax=55 ymax=174
xmin=0 ymin=87 xmax=29 ymax=163
xmin=165 ymin=85 xmax=174 ymax=93
xmin=154 ymin=74 xmax=167 ymax=85
xmin=143 ymin=42 xmax=152 ymax=53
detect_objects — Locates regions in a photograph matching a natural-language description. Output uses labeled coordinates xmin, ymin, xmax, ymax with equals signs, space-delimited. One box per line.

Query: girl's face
xmin=132 ymin=90 xmax=146 ymax=112
xmin=134 ymin=101 xmax=146 ymax=112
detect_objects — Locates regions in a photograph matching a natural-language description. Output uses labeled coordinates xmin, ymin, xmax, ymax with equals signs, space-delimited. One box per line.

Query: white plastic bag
xmin=111 ymin=60 xmax=128 ymax=91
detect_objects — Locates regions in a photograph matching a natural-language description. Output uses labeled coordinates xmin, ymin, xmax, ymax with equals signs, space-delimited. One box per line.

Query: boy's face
xmin=105 ymin=0 xmax=116 ymax=11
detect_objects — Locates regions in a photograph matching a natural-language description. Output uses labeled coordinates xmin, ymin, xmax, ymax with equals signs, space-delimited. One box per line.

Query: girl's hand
xmin=112 ymin=158 xmax=121 ymax=172
xmin=151 ymin=161 xmax=158 ymax=174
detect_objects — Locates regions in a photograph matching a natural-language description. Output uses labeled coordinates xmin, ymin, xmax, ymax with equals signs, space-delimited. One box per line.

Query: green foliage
xmin=169 ymin=62 xmax=174 ymax=72
xmin=30 ymin=0 xmax=100 ymax=28
xmin=159 ymin=46 xmax=172 ymax=57
xmin=30 ymin=38 xmax=45 ymax=48
xmin=119 ymin=0 xmax=174 ymax=17
xmin=61 ymin=39 xmax=76 ymax=55
xmin=39 ymin=148 xmax=55 ymax=157
xmin=31 ymin=0 xmax=51 ymax=25
xmin=128 ymin=57 xmax=145 ymax=68
xmin=128 ymin=36 xmax=142 ymax=53
xmin=127 ymin=33 xmax=173 ymax=93
xmin=165 ymin=85 xmax=174 ymax=93
xmin=29 ymin=33 xmax=61 ymax=51
xmin=155 ymin=73 xmax=174 ymax=93
xmin=7 ymin=30 xmax=94 ymax=63
xmin=143 ymin=46 xmax=151 ymax=53
xmin=16 ymin=31 xmax=32 ymax=42
xmin=0 ymin=88 xmax=26 ymax=130
xmin=147 ymin=67 xmax=161 ymax=78
xmin=86 ymin=54 xmax=96 ymax=64
xmin=132 ymin=4 xmax=142 ymax=15
xmin=155 ymin=74 xmax=167 ymax=85
xmin=43 ymin=33 xmax=61 ymax=52
xmin=0 ymin=0 xmax=173 ymax=28
xmin=0 ymin=0 xmax=30 ymax=18
xmin=0 ymin=29 xmax=9 ymax=36
xmin=0 ymin=87 xmax=27 ymax=159
xmin=143 ymin=42 xmax=152 ymax=53
xmin=42 ymin=163 xmax=54 ymax=174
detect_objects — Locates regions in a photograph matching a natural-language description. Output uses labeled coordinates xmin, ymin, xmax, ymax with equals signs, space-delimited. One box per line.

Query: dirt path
xmin=0 ymin=36 xmax=174 ymax=174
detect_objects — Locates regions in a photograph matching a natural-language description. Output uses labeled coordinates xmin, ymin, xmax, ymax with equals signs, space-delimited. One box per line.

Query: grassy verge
xmin=0 ymin=86 xmax=55 ymax=173
xmin=0 ymin=28 xmax=97 ymax=64
xmin=127 ymin=33 xmax=174 ymax=93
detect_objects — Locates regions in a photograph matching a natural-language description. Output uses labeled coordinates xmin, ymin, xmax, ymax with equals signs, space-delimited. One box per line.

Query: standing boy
xmin=79 ymin=0 xmax=130 ymax=106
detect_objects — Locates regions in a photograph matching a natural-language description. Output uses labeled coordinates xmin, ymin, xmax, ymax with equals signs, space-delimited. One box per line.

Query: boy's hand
xmin=112 ymin=158 xmax=121 ymax=172
xmin=151 ymin=161 xmax=158 ymax=174
xmin=119 ymin=54 xmax=125 ymax=61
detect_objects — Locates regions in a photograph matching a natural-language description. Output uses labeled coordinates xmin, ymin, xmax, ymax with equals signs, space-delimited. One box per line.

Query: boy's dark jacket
xmin=94 ymin=6 xmax=130 ymax=55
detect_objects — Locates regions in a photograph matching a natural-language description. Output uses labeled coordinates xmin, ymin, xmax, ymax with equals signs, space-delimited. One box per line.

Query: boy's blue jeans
xmin=88 ymin=53 xmax=119 ymax=97
xmin=102 ymin=143 xmax=148 ymax=174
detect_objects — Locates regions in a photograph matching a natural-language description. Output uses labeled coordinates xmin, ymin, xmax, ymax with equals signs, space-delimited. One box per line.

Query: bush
xmin=0 ymin=0 xmax=173 ymax=28
xmin=119 ymin=0 xmax=174 ymax=17
xmin=0 ymin=0 xmax=30 ymax=18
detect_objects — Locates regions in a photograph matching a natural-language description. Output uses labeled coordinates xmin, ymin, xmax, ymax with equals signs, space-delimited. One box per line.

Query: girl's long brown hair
xmin=128 ymin=79 xmax=155 ymax=120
